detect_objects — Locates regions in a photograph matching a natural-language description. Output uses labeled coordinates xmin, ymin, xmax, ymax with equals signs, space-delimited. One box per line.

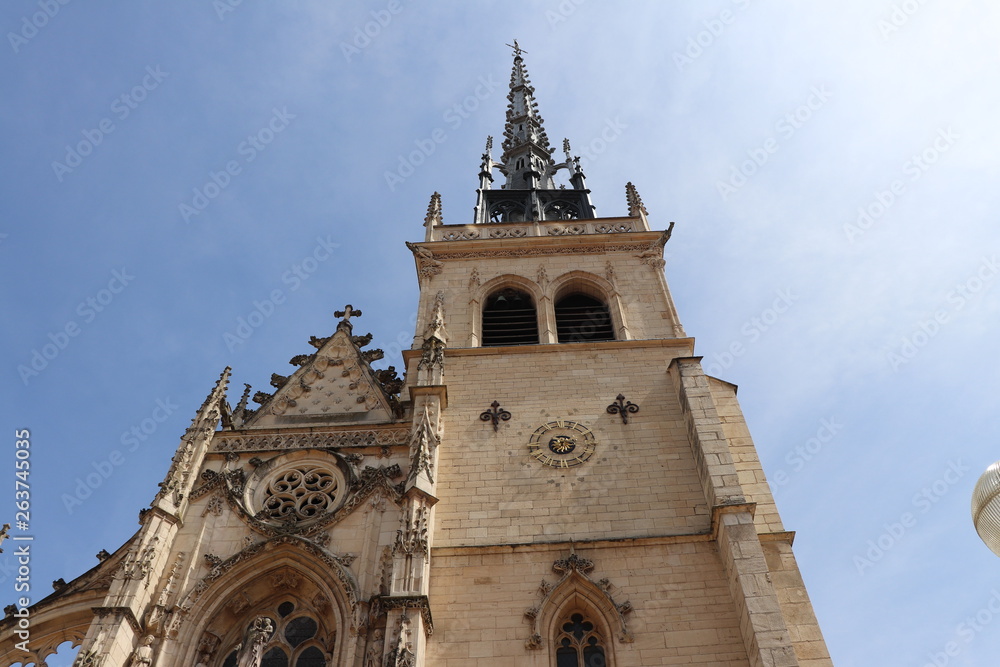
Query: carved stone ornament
xmin=407 ymin=407 xmax=439 ymax=486
xmin=417 ymin=336 xmax=445 ymax=373
xmin=214 ymin=452 xmax=398 ymax=541
xmin=211 ymin=427 xmax=408 ymax=454
xmin=524 ymin=551 xmax=634 ymax=649
xmin=390 ymin=613 xmax=417 ymax=667
xmin=73 ymin=649 xmax=103 ymax=666
xmin=433 ymin=241 xmax=658 ymax=261
xmin=369 ymin=596 xmax=434 ymax=638
xmin=364 ymin=628 xmax=385 ymax=667
xmin=635 ymin=222 xmax=674 ymax=270
xmin=235 ymin=616 xmax=275 ymax=667
xmin=130 ymin=635 xmax=155 ymax=667
xmin=405 ymin=242 xmax=443 ymax=281
xmin=270 ymin=569 xmax=301 ymax=589
xmin=196 ymin=632 xmax=221 ymax=665
xmin=394 ymin=502 xmax=429 ymax=557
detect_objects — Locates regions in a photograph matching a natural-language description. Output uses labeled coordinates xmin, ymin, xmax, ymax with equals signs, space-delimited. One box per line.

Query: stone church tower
xmin=2 ymin=46 xmax=833 ymax=667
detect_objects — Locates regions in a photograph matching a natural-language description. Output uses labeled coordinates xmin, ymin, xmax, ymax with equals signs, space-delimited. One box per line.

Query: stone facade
xmin=0 ymin=47 xmax=833 ymax=667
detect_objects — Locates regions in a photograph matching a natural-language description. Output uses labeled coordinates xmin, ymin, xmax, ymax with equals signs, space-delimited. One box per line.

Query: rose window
xmin=260 ymin=466 xmax=341 ymax=522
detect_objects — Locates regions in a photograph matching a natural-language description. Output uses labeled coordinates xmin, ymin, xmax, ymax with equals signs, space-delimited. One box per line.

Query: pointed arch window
xmin=555 ymin=613 xmax=607 ymax=667
xmin=482 ymin=288 xmax=539 ymax=346
xmin=544 ymin=200 xmax=580 ymax=221
xmin=218 ymin=601 xmax=330 ymax=667
xmin=555 ymin=293 xmax=614 ymax=343
xmin=489 ymin=200 xmax=526 ymax=223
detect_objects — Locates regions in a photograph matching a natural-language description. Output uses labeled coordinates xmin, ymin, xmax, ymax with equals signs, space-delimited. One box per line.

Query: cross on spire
xmin=335 ymin=305 xmax=362 ymax=322
xmin=506 ymin=39 xmax=526 ymax=57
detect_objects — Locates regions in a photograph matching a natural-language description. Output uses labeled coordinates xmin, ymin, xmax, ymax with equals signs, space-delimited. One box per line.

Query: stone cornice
xmin=430 ymin=526 xmax=796 ymax=556
xmin=413 ymin=227 xmax=667 ymax=259
xmin=402 ymin=337 xmax=695 ymax=364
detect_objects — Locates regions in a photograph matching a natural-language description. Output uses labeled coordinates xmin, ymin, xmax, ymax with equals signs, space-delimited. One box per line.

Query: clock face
xmin=527 ymin=420 xmax=597 ymax=468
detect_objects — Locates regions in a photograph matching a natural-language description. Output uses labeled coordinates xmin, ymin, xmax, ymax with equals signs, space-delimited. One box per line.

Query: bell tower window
xmin=482 ymin=288 xmax=539 ymax=346
xmin=554 ymin=293 xmax=614 ymax=343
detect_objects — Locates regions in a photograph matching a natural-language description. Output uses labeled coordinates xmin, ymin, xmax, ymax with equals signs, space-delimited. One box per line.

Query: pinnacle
xmin=626 ymin=182 xmax=648 ymax=218
xmin=424 ymin=192 xmax=443 ymax=227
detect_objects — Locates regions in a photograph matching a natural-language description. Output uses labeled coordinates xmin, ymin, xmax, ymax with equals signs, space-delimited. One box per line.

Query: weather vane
xmin=506 ymin=40 xmax=526 ymax=57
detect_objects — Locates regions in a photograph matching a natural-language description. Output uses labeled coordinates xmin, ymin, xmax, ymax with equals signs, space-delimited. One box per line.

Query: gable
xmin=244 ymin=323 xmax=398 ymax=428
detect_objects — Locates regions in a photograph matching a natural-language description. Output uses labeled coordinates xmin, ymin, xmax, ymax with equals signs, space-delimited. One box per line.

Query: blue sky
xmin=2 ymin=2 xmax=1000 ymax=665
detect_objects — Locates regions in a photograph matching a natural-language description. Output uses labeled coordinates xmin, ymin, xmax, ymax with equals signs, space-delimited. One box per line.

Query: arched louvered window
xmin=555 ymin=293 xmax=614 ymax=343
xmin=555 ymin=613 xmax=608 ymax=667
xmin=482 ymin=288 xmax=539 ymax=346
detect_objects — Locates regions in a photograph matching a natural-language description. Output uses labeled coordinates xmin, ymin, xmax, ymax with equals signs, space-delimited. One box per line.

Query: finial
xmin=506 ymin=39 xmax=526 ymax=57
xmin=423 ymin=191 xmax=443 ymax=227
xmin=335 ymin=305 xmax=362 ymax=322
xmin=625 ymin=182 xmax=648 ymax=218
xmin=485 ymin=135 xmax=493 ymax=155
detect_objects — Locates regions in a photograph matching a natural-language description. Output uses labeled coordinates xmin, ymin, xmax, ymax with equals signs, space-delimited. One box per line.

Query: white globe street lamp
xmin=972 ymin=461 xmax=1000 ymax=557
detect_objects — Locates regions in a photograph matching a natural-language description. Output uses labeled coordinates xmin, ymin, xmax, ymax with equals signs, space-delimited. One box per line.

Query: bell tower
xmin=403 ymin=43 xmax=835 ymax=666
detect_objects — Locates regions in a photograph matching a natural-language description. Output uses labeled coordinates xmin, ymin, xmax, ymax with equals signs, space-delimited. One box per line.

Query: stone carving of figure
xmin=131 ymin=635 xmax=155 ymax=666
xmin=235 ymin=616 xmax=274 ymax=667
xmin=365 ymin=629 xmax=384 ymax=667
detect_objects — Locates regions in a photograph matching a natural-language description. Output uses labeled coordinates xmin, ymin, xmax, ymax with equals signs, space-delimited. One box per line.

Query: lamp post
xmin=972 ymin=461 xmax=1000 ymax=556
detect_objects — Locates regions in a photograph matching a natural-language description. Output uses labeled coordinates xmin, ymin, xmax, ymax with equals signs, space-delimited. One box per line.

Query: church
xmin=2 ymin=45 xmax=834 ymax=667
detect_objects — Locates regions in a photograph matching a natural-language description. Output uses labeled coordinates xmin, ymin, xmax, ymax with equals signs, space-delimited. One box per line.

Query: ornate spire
xmin=470 ymin=44 xmax=596 ymax=224
xmin=500 ymin=41 xmax=553 ymax=189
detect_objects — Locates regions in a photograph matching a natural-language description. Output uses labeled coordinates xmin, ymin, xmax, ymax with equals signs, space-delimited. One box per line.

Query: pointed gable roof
xmin=244 ymin=315 xmax=400 ymax=428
